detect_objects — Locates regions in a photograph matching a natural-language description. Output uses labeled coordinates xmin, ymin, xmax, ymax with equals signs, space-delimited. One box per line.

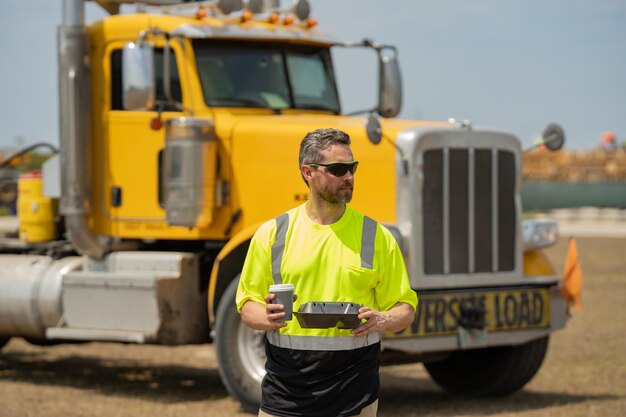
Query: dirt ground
xmin=1 ymin=237 xmax=625 ymax=417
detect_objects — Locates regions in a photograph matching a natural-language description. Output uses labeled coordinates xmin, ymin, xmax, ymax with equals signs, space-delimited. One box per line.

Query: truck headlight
xmin=522 ymin=219 xmax=559 ymax=250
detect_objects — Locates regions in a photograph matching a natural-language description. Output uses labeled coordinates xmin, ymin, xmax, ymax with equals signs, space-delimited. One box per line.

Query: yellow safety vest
xmin=237 ymin=204 xmax=417 ymax=351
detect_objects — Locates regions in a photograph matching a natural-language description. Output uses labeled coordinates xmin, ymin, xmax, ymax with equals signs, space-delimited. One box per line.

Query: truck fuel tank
xmin=0 ymin=256 xmax=82 ymax=339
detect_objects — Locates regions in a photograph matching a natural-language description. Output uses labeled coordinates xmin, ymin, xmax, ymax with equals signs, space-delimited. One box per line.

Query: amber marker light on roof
xmin=196 ymin=8 xmax=207 ymax=19
xmin=306 ymin=17 xmax=317 ymax=28
xmin=241 ymin=10 xmax=253 ymax=22
xmin=283 ymin=15 xmax=294 ymax=25
xmin=268 ymin=12 xmax=280 ymax=23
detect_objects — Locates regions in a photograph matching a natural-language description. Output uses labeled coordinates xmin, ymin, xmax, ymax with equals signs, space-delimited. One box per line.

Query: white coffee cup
xmin=269 ymin=283 xmax=294 ymax=321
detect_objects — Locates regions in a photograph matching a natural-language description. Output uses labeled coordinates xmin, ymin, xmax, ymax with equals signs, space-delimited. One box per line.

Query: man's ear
xmin=301 ymin=165 xmax=314 ymax=183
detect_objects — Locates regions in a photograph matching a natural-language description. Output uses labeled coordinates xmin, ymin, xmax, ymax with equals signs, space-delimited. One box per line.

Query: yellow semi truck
xmin=0 ymin=0 xmax=573 ymax=411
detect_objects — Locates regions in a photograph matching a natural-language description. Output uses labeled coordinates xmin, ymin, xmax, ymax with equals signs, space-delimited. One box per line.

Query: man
xmin=237 ymin=128 xmax=417 ymax=417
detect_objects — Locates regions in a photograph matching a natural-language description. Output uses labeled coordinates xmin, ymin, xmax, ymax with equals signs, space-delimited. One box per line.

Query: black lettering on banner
xmin=434 ymin=299 xmax=446 ymax=333
xmin=495 ymin=294 xmax=503 ymax=328
xmin=400 ymin=289 xmax=548 ymax=338
xmin=424 ymin=299 xmax=435 ymax=334
xmin=504 ymin=294 xmax=517 ymax=327
xmin=447 ymin=297 xmax=459 ymax=331
xmin=519 ymin=292 xmax=530 ymax=326
xmin=427 ymin=299 xmax=442 ymax=334
xmin=532 ymin=291 xmax=544 ymax=324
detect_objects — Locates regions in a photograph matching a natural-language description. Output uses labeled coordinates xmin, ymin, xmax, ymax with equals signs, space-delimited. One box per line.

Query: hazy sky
xmin=1 ymin=0 xmax=624 ymax=150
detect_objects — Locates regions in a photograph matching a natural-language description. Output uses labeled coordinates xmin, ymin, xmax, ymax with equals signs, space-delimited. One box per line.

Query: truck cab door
xmin=102 ymin=45 xmax=184 ymax=236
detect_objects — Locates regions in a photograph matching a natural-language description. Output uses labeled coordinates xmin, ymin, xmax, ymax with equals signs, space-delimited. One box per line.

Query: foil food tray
xmin=294 ymin=301 xmax=362 ymax=329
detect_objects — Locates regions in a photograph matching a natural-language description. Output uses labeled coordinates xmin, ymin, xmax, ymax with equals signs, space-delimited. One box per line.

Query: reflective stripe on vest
xmin=270 ymin=212 xmax=378 ymax=285
xmin=266 ymin=331 xmax=380 ymax=351
xmin=271 ymin=213 xmax=290 ymax=284
xmin=360 ymin=215 xmax=377 ymax=269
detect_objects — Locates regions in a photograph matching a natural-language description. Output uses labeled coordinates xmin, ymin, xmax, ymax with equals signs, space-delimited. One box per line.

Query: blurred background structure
xmin=522 ymin=138 xmax=626 ymax=211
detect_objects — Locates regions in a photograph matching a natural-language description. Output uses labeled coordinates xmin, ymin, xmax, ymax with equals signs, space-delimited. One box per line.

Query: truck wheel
xmin=215 ymin=277 xmax=265 ymax=413
xmin=0 ymin=337 xmax=9 ymax=351
xmin=424 ymin=336 xmax=549 ymax=396
xmin=24 ymin=338 xmax=65 ymax=347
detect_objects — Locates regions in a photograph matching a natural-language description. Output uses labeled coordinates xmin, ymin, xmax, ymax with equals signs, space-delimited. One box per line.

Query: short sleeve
xmin=236 ymin=220 xmax=276 ymax=313
xmin=373 ymin=225 xmax=418 ymax=312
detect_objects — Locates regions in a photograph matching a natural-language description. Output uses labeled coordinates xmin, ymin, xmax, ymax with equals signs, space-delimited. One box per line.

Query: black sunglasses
xmin=307 ymin=161 xmax=359 ymax=177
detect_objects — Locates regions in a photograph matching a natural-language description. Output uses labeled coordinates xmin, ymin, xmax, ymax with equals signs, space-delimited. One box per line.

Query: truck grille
xmin=422 ymin=148 xmax=516 ymax=275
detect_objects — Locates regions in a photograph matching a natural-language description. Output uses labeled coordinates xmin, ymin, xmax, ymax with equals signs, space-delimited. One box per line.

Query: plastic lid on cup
xmin=269 ymin=283 xmax=294 ymax=291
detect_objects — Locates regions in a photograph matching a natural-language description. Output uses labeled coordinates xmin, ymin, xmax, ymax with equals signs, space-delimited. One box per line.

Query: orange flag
xmin=561 ymin=238 xmax=583 ymax=308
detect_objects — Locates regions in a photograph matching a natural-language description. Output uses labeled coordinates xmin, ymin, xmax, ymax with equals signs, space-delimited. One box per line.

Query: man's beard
xmin=317 ymin=182 xmax=353 ymax=204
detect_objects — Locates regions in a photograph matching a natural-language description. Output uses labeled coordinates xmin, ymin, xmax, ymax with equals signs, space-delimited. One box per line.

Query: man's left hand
xmin=351 ymin=303 xmax=415 ymax=337
xmin=351 ymin=307 xmax=391 ymax=336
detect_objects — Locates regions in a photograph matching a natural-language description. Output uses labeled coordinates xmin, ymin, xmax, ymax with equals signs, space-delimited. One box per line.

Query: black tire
xmin=215 ymin=277 xmax=265 ymax=413
xmin=23 ymin=338 xmax=66 ymax=347
xmin=424 ymin=336 xmax=549 ymax=396
xmin=0 ymin=337 xmax=10 ymax=351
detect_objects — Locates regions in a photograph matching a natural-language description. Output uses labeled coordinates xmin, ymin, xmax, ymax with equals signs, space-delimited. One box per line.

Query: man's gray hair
xmin=298 ymin=128 xmax=351 ymax=186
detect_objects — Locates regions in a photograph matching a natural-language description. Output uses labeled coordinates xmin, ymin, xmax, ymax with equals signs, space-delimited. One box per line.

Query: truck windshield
xmin=194 ymin=41 xmax=340 ymax=113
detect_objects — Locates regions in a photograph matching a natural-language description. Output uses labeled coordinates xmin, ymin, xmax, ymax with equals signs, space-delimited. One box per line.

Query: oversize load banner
xmin=388 ymin=287 xmax=551 ymax=338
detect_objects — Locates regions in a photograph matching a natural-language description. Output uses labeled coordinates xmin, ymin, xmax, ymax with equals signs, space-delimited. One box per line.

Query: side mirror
xmin=377 ymin=47 xmax=402 ymax=118
xmin=122 ymin=42 xmax=155 ymax=110
xmin=542 ymin=123 xmax=566 ymax=151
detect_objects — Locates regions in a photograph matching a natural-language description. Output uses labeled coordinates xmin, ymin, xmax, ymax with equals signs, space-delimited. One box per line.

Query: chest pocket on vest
xmin=341 ymin=264 xmax=378 ymax=294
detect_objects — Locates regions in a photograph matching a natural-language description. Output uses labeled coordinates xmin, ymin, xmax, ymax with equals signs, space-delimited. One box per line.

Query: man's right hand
xmin=240 ymin=293 xmax=287 ymax=331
